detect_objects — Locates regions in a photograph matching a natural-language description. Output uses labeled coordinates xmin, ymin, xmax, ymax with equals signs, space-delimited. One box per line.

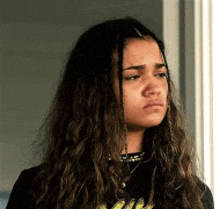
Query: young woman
xmin=6 ymin=17 xmax=214 ymax=209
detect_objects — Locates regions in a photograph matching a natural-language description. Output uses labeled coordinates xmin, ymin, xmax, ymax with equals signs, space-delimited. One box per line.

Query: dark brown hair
xmin=33 ymin=17 xmax=203 ymax=209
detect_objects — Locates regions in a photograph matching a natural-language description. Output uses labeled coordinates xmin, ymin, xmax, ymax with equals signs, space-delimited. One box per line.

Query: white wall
xmin=163 ymin=0 xmax=180 ymax=92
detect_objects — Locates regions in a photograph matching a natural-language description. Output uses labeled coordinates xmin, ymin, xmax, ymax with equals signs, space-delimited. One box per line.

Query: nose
xmin=142 ymin=77 xmax=161 ymax=97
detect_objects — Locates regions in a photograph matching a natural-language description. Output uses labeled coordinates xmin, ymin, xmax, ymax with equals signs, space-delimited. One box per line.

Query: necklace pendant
xmin=121 ymin=182 xmax=126 ymax=188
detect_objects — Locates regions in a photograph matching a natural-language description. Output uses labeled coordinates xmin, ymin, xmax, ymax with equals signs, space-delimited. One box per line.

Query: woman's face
xmin=114 ymin=38 xmax=168 ymax=131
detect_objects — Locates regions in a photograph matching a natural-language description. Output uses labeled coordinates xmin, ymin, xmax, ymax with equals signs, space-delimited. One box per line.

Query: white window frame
xmin=194 ymin=0 xmax=213 ymax=190
xmin=212 ymin=0 xmax=220 ymax=208
xmin=163 ymin=0 xmax=219 ymax=206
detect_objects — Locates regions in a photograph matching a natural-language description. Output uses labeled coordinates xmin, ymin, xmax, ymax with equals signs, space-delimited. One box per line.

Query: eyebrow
xmin=155 ymin=63 xmax=167 ymax=69
xmin=123 ymin=63 xmax=167 ymax=71
xmin=123 ymin=65 xmax=145 ymax=70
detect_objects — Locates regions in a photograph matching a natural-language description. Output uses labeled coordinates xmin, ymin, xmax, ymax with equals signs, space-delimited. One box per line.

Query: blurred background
xmin=1 ymin=0 xmax=219 ymax=208
xmin=0 ymin=0 xmax=163 ymax=192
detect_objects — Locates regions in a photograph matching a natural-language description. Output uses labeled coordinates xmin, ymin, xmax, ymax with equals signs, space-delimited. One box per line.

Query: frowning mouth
xmin=144 ymin=100 xmax=163 ymax=109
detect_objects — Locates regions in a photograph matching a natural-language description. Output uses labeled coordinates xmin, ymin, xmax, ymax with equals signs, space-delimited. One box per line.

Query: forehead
xmin=111 ymin=37 xmax=162 ymax=73
xmin=121 ymin=38 xmax=163 ymax=71
xmin=123 ymin=38 xmax=161 ymax=61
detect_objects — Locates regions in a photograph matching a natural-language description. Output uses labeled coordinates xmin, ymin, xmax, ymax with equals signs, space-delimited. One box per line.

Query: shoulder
xmin=15 ymin=165 xmax=42 ymax=186
xmin=20 ymin=165 xmax=42 ymax=178
xmin=6 ymin=165 xmax=42 ymax=209
xmin=197 ymin=178 xmax=214 ymax=209
xmin=13 ymin=165 xmax=42 ymax=188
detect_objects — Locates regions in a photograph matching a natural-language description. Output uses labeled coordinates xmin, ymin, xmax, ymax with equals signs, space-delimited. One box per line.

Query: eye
xmin=124 ymin=75 xmax=140 ymax=81
xmin=155 ymin=72 xmax=168 ymax=79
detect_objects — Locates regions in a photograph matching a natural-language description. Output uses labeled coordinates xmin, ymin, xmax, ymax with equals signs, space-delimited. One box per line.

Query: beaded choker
xmin=109 ymin=152 xmax=145 ymax=162
xmin=120 ymin=152 xmax=145 ymax=162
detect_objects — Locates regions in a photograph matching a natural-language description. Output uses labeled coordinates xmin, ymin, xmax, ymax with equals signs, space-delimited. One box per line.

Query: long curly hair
xmin=33 ymin=17 xmax=203 ymax=209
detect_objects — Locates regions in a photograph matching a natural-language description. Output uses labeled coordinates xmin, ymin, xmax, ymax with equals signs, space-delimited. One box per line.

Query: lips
xmin=144 ymin=100 xmax=163 ymax=108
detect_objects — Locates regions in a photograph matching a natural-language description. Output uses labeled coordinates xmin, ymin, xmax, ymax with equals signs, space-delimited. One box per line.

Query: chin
xmin=144 ymin=116 xmax=165 ymax=127
xmin=126 ymin=114 xmax=166 ymax=130
xmin=127 ymin=120 xmax=164 ymax=131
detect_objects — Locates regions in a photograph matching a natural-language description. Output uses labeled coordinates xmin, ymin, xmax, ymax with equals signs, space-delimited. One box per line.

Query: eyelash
xmin=124 ymin=75 xmax=140 ymax=80
xmin=124 ymin=72 xmax=168 ymax=81
xmin=156 ymin=72 xmax=168 ymax=79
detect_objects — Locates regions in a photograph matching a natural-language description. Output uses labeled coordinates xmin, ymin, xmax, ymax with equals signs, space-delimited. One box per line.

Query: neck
xmin=121 ymin=129 xmax=145 ymax=154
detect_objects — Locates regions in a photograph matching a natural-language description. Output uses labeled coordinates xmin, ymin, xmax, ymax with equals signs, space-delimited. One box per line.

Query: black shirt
xmin=6 ymin=154 xmax=214 ymax=209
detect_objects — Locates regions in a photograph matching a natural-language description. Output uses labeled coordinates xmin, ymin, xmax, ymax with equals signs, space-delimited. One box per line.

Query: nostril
xmin=143 ymin=87 xmax=161 ymax=96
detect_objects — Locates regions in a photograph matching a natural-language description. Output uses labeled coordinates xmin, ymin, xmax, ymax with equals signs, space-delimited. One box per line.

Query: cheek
xmin=159 ymin=81 xmax=169 ymax=110
xmin=162 ymin=79 xmax=168 ymax=97
xmin=123 ymin=87 xmax=140 ymax=105
xmin=166 ymin=82 xmax=169 ymax=94
xmin=164 ymin=88 xmax=169 ymax=111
